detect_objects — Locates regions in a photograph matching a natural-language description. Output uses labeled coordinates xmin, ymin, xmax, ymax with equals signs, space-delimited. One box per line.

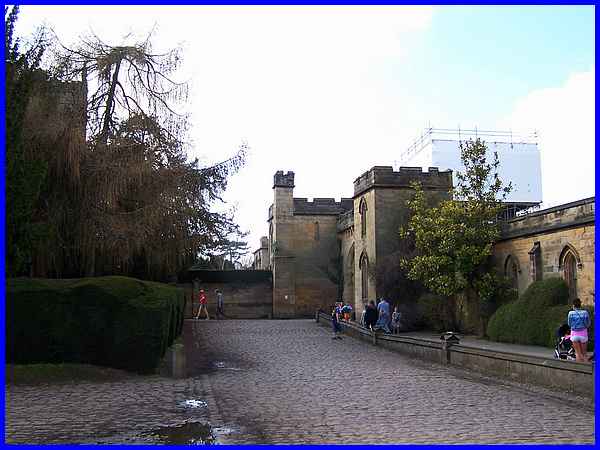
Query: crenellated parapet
xmin=337 ymin=209 xmax=354 ymax=232
xmin=353 ymin=166 xmax=452 ymax=197
xmin=293 ymin=197 xmax=353 ymax=216
xmin=498 ymin=197 xmax=595 ymax=241
xmin=273 ymin=170 xmax=295 ymax=188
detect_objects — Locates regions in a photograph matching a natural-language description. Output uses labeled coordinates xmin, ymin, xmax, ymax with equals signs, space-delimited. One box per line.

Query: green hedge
xmin=487 ymin=278 xmax=594 ymax=350
xmin=6 ymin=276 xmax=185 ymax=373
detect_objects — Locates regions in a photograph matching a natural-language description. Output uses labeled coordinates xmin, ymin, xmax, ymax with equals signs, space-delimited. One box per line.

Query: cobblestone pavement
xmin=5 ymin=319 xmax=595 ymax=444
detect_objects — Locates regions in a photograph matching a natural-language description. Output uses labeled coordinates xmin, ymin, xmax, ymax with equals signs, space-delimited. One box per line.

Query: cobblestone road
xmin=5 ymin=320 xmax=595 ymax=444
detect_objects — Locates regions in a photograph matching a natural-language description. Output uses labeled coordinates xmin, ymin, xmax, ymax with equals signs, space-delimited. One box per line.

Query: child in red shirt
xmin=195 ymin=289 xmax=209 ymax=320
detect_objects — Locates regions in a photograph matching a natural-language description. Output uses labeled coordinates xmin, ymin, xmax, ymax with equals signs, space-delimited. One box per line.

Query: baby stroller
xmin=554 ymin=324 xmax=576 ymax=361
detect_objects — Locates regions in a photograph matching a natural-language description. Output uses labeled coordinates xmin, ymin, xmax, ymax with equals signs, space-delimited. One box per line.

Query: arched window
xmin=528 ymin=242 xmax=542 ymax=282
xmin=560 ymin=245 xmax=581 ymax=301
xmin=359 ymin=252 xmax=369 ymax=301
xmin=314 ymin=221 xmax=320 ymax=241
xmin=504 ymin=255 xmax=520 ymax=291
xmin=348 ymin=244 xmax=355 ymax=285
xmin=359 ymin=198 xmax=368 ymax=238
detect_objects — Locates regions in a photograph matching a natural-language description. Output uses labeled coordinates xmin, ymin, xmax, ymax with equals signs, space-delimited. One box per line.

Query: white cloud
xmin=497 ymin=68 xmax=595 ymax=208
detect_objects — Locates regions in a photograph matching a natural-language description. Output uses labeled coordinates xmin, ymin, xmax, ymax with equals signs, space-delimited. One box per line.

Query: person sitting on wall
xmin=341 ymin=303 xmax=353 ymax=322
xmin=364 ymin=300 xmax=378 ymax=331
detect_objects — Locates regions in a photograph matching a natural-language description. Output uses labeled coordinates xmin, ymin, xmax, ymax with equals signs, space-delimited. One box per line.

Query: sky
xmin=15 ymin=5 xmax=595 ymax=256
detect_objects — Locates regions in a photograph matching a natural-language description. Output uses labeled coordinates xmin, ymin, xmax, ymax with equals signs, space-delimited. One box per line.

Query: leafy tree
xmin=5 ymin=6 xmax=49 ymax=276
xmin=401 ymin=138 xmax=512 ymax=334
xmin=374 ymin=239 xmax=424 ymax=307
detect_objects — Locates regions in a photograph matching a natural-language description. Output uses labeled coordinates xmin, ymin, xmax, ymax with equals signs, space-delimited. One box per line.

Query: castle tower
xmin=271 ymin=171 xmax=297 ymax=317
xmin=269 ymin=170 xmax=353 ymax=318
xmin=348 ymin=166 xmax=453 ymax=313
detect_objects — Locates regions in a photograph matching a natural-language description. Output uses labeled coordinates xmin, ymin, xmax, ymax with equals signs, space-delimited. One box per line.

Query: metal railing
xmin=399 ymin=127 xmax=539 ymax=166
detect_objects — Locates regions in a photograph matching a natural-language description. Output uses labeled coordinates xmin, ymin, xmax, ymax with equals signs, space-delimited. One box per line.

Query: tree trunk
xmin=464 ymin=286 xmax=485 ymax=337
xmin=99 ymin=59 xmax=122 ymax=146
xmin=454 ymin=287 xmax=485 ymax=336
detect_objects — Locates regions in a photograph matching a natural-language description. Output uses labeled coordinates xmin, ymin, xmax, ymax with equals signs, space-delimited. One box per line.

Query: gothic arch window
xmin=504 ymin=255 xmax=520 ymax=291
xmin=314 ymin=221 xmax=320 ymax=241
xmin=359 ymin=198 xmax=368 ymax=238
xmin=359 ymin=251 xmax=369 ymax=301
xmin=528 ymin=242 xmax=542 ymax=282
xmin=269 ymin=223 xmax=273 ymax=252
xmin=348 ymin=244 xmax=355 ymax=285
xmin=559 ymin=244 xmax=582 ymax=301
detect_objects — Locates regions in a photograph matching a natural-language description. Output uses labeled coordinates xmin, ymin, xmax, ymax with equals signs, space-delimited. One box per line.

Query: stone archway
xmin=345 ymin=244 xmax=355 ymax=305
xmin=504 ymin=254 xmax=520 ymax=291
xmin=359 ymin=251 xmax=369 ymax=302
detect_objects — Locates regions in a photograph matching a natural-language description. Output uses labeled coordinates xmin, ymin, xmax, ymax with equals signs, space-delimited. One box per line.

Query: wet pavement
xmin=5 ymin=319 xmax=596 ymax=444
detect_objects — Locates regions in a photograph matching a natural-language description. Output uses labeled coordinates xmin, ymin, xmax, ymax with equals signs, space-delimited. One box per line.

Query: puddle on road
xmin=149 ymin=421 xmax=216 ymax=444
xmin=179 ymin=399 xmax=208 ymax=409
xmin=213 ymin=361 xmax=243 ymax=371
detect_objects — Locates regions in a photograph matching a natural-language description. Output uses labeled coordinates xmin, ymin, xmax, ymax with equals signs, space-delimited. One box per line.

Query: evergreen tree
xmin=5 ymin=6 xmax=48 ymax=276
xmin=401 ymin=138 xmax=512 ymax=333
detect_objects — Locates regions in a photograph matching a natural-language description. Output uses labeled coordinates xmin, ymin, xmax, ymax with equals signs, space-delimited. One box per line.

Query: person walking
xmin=195 ymin=289 xmax=209 ymax=320
xmin=375 ymin=297 xmax=391 ymax=333
xmin=567 ymin=298 xmax=591 ymax=362
xmin=215 ymin=289 xmax=225 ymax=319
xmin=359 ymin=303 xmax=367 ymax=327
xmin=391 ymin=306 xmax=402 ymax=334
xmin=331 ymin=303 xmax=343 ymax=339
xmin=364 ymin=300 xmax=378 ymax=331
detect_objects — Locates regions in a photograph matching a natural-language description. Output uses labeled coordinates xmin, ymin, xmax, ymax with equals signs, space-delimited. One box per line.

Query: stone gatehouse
xmin=267 ymin=167 xmax=453 ymax=318
xmin=257 ymin=169 xmax=595 ymax=318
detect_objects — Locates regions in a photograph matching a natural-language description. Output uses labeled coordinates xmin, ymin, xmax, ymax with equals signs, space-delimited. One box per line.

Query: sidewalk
xmin=398 ymin=330 xmax=594 ymax=363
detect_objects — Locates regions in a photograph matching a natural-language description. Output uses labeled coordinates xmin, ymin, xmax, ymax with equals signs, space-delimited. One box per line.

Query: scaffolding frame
xmin=399 ymin=127 xmax=539 ymax=166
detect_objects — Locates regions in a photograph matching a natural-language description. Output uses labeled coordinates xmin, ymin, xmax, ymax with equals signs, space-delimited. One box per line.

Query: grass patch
xmin=5 ymin=363 xmax=135 ymax=385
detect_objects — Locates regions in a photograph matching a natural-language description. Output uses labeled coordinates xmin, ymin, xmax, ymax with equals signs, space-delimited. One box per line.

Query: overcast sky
xmin=16 ymin=5 xmax=595 ymax=255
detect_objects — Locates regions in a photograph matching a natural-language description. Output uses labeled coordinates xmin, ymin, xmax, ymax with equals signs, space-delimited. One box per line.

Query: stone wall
xmin=352 ymin=189 xmax=377 ymax=314
xmin=353 ymin=166 xmax=452 ymax=197
xmin=181 ymin=280 xmax=272 ymax=319
xmin=492 ymin=197 xmax=595 ymax=305
xmin=347 ymin=166 xmax=452 ymax=312
xmin=339 ymin=227 xmax=355 ymax=306
xmin=373 ymin=187 xmax=450 ymax=295
xmin=270 ymin=171 xmax=350 ymax=318
xmin=317 ymin=312 xmax=594 ymax=398
xmin=253 ymin=236 xmax=269 ymax=270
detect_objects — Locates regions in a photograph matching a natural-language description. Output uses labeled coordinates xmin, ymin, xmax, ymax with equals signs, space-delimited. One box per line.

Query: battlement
xmin=259 ymin=236 xmax=269 ymax=248
xmin=353 ymin=166 xmax=452 ymax=197
xmin=337 ymin=209 xmax=354 ymax=232
xmin=294 ymin=197 xmax=353 ymax=216
xmin=273 ymin=170 xmax=295 ymax=188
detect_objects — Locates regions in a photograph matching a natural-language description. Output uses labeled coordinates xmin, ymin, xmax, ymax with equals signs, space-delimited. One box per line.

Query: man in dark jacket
xmin=364 ymin=300 xmax=378 ymax=330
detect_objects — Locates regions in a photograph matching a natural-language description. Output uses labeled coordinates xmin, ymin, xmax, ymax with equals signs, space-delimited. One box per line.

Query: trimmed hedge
xmin=487 ymin=278 xmax=594 ymax=350
xmin=6 ymin=276 xmax=185 ymax=373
